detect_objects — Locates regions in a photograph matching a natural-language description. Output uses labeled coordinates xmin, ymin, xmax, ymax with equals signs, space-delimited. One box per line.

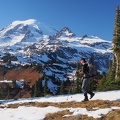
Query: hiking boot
xmin=90 ymin=93 xmax=95 ymax=99
xmin=82 ymin=93 xmax=89 ymax=102
xmin=82 ymin=98 xmax=89 ymax=102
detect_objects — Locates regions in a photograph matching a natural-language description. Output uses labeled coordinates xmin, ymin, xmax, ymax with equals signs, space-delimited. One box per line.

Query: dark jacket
xmin=81 ymin=63 xmax=89 ymax=78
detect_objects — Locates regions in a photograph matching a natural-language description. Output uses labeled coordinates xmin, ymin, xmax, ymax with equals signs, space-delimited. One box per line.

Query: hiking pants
xmin=82 ymin=77 xmax=90 ymax=94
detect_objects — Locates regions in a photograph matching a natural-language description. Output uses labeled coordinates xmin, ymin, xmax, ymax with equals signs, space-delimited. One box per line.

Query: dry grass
xmin=4 ymin=100 xmax=120 ymax=109
xmin=45 ymin=110 xmax=94 ymax=120
xmin=4 ymin=68 xmax=40 ymax=86
xmin=0 ymin=67 xmax=42 ymax=98
xmin=101 ymin=109 xmax=120 ymax=120
xmin=45 ymin=109 xmax=120 ymax=120
xmin=1 ymin=100 xmax=120 ymax=120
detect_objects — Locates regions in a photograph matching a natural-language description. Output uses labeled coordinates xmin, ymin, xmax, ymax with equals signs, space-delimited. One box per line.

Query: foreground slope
xmin=0 ymin=90 xmax=120 ymax=120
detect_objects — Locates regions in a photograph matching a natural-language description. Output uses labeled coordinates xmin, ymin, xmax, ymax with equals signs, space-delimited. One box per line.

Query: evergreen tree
xmin=12 ymin=80 xmax=17 ymax=88
xmin=37 ymin=78 xmax=43 ymax=96
xmin=99 ymin=5 xmax=120 ymax=91
xmin=33 ymin=83 xmax=37 ymax=97
xmin=33 ymin=78 xmax=43 ymax=97
xmin=0 ymin=87 xmax=2 ymax=99
xmin=112 ymin=5 xmax=120 ymax=80
xmin=107 ymin=62 xmax=115 ymax=81
xmin=44 ymin=76 xmax=48 ymax=96
xmin=74 ymin=61 xmax=83 ymax=93
xmin=6 ymin=87 xmax=10 ymax=99
xmin=60 ymin=80 xmax=65 ymax=94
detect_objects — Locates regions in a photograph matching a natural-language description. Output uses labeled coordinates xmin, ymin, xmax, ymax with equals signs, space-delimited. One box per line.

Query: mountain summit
xmin=0 ymin=19 xmax=58 ymax=46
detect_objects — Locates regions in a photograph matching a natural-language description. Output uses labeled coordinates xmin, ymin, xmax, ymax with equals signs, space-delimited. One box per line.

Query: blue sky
xmin=0 ymin=0 xmax=119 ymax=40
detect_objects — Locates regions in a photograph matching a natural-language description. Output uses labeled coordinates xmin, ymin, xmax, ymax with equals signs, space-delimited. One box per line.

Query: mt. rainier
xmin=0 ymin=19 xmax=57 ymax=46
xmin=0 ymin=19 xmax=112 ymax=94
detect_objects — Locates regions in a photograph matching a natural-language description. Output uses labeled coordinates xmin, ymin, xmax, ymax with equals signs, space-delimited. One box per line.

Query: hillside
xmin=0 ymin=65 xmax=42 ymax=99
xmin=3 ymin=67 xmax=40 ymax=86
xmin=0 ymin=90 xmax=120 ymax=120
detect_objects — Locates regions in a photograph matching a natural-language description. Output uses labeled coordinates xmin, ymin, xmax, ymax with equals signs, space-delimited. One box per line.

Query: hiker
xmin=76 ymin=58 xmax=95 ymax=101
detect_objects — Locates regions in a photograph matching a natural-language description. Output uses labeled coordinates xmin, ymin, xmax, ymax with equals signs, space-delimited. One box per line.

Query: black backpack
xmin=88 ymin=63 xmax=96 ymax=77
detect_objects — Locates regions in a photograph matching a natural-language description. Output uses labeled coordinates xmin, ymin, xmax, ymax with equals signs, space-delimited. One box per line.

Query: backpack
xmin=88 ymin=63 xmax=96 ymax=77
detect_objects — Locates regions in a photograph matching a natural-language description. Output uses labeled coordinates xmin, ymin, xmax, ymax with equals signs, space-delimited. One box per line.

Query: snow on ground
xmin=0 ymin=90 xmax=120 ymax=120
xmin=0 ymin=106 xmax=64 ymax=120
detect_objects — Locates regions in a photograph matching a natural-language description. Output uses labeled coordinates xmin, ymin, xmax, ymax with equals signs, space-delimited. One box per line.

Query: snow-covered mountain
xmin=0 ymin=19 xmax=112 ymax=94
xmin=0 ymin=19 xmax=57 ymax=47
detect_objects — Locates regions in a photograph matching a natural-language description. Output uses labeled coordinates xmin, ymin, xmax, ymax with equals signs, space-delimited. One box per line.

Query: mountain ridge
xmin=0 ymin=19 xmax=112 ymax=94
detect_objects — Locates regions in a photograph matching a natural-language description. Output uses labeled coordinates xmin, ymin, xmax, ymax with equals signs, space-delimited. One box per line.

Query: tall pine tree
xmin=44 ymin=76 xmax=48 ymax=96
xmin=112 ymin=5 xmax=120 ymax=80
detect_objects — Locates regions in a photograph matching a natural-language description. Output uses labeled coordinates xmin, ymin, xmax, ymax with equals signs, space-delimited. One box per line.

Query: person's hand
xmin=79 ymin=71 xmax=84 ymax=75
xmin=76 ymin=70 xmax=80 ymax=74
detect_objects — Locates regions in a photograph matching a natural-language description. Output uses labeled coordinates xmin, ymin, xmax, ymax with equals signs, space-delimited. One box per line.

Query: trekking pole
xmin=66 ymin=94 xmax=69 ymax=101
xmin=66 ymin=87 xmax=73 ymax=101
xmin=66 ymin=93 xmax=72 ymax=101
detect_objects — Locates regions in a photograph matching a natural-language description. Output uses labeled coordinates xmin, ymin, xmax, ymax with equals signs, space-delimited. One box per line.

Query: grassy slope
xmin=1 ymin=100 xmax=120 ymax=120
xmin=0 ymin=66 xmax=42 ymax=98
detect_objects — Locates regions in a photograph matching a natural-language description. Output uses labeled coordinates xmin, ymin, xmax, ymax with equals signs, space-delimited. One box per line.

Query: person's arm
xmin=79 ymin=65 xmax=85 ymax=75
